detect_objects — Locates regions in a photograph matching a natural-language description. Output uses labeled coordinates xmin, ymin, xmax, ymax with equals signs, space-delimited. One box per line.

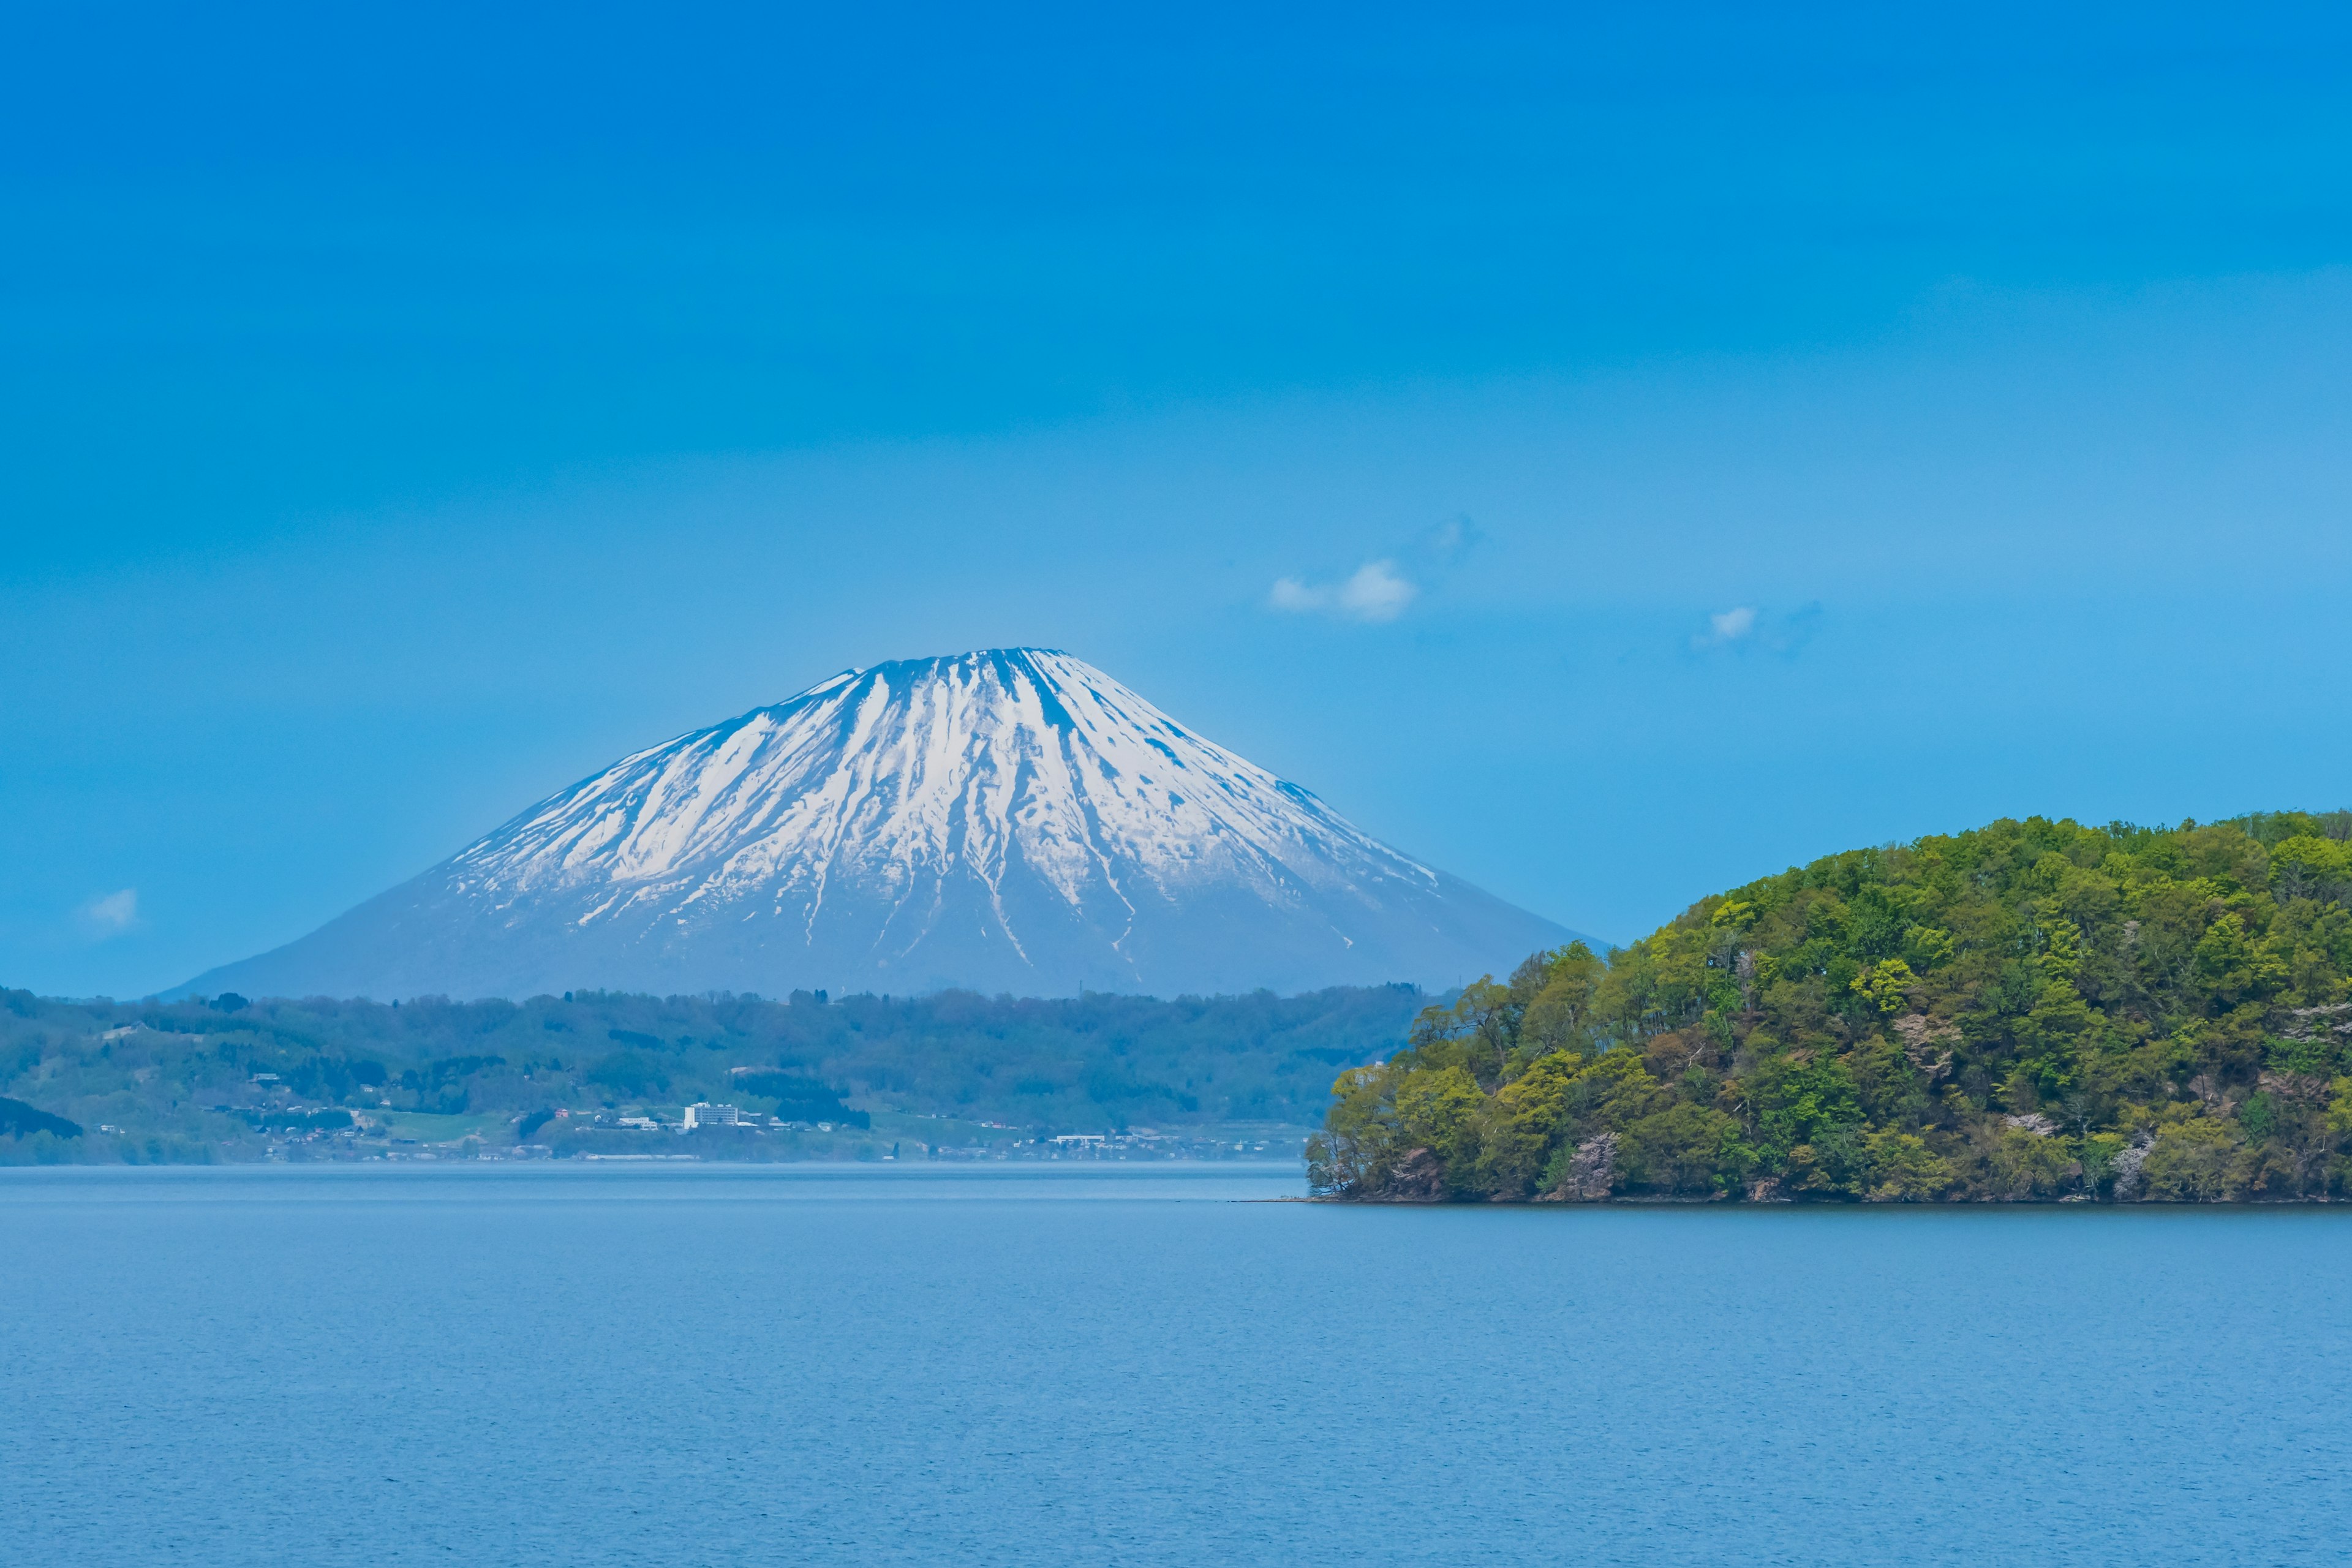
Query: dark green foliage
xmin=398 ymin=1054 xmax=505 ymax=1114
xmin=1311 ymin=811 xmax=2352 ymax=1204
xmin=288 ymin=1055 xmax=387 ymax=1102
xmin=587 ymin=1050 xmax=669 ymax=1098
xmin=0 ymin=1095 xmax=81 ymax=1139
xmin=730 ymin=1071 xmax=853 ymax=1123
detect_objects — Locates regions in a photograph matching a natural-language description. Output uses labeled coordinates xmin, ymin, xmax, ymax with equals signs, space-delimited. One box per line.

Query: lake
xmin=5 ymin=1163 xmax=2349 ymax=1566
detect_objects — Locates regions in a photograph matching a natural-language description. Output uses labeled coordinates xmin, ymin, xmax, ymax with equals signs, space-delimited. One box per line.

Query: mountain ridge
xmin=185 ymin=649 xmax=1584 ymax=1000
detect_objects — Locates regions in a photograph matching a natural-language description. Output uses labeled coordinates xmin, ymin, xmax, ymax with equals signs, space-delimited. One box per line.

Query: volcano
xmin=184 ymin=649 xmax=1583 ymax=1000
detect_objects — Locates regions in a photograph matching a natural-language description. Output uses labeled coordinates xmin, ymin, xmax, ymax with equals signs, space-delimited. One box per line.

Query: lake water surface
xmin=5 ymin=1163 xmax=2349 ymax=1566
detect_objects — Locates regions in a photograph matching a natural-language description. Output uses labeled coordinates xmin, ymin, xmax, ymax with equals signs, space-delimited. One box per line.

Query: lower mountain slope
xmin=1312 ymin=810 xmax=2352 ymax=1203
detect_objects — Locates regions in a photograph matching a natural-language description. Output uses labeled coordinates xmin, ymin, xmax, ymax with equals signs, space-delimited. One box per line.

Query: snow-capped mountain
xmin=184 ymin=649 xmax=1582 ymax=1000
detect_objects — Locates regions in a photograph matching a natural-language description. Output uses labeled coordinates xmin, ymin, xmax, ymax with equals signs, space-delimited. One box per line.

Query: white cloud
xmin=1691 ymin=602 xmax=1823 ymax=655
xmin=1268 ymin=576 xmax=1323 ymax=612
xmin=1691 ymin=605 xmax=1758 ymax=649
xmin=1340 ymin=561 xmax=1419 ymax=620
xmin=80 ymin=888 xmax=139 ymax=939
xmin=1708 ymin=606 xmax=1757 ymax=642
xmin=1268 ymin=559 xmax=1420 ymax=623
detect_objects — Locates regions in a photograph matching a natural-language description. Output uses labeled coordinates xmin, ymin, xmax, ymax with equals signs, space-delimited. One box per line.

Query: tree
xmin=1392 ymin=1065 xmax=1486 ymax=1194
xmin=1863 ymin=1131 xmax=1953 ymax=1202
xmin=1475 ymin=1050 xmax=1581 ymax=1197
xmin=1619 ymin=1104 xmax=1749 ymax=1196
xmin=2139 ymin=1118 xmax=2241 ymax=1200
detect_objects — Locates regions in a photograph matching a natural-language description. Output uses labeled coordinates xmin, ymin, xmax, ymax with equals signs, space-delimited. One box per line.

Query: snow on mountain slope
xmin=184 ymin=649 xmax=1583 ymax=1000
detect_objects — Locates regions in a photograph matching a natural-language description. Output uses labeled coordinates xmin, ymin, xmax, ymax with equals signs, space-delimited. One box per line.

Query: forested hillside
xmin=1311 ymin=812 xmax=2352 ymax=1203
xmin=0 ymin=984 xmax=1422 ymax=1163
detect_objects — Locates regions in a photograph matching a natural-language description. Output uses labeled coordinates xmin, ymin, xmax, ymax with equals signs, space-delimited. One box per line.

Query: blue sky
xmin=6 ymin=2 xmax=2352 ymax=997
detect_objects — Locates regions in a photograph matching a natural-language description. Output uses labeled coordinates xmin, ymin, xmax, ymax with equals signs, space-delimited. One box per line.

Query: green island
xmin=1310 ymin=811 xmax=2352 ymax=1203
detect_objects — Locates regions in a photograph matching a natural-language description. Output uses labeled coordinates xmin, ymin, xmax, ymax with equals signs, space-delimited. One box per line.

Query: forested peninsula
xmin=1310 ymin=812 xmax=2352 ymax=1204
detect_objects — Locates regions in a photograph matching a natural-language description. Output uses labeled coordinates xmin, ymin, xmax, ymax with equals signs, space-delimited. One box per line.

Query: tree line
xmin=0 ymin=981 xmax=1425 ymax=1160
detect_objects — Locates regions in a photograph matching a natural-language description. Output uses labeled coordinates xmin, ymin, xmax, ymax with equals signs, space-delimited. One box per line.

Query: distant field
xmin=383 ymin=1112 xmax=508 ymax=1145
xmin=870 ymin=1111 xmax=1027 ymax=1143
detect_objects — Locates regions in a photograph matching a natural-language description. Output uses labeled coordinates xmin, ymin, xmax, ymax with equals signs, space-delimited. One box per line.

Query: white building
xmin=684 ymin=1102 xmax=742 ymax=1129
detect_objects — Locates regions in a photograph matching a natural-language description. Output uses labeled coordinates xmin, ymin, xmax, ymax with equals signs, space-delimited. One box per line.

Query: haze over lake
xmin=6 ymin=1164 xmax=2348 ymax=1566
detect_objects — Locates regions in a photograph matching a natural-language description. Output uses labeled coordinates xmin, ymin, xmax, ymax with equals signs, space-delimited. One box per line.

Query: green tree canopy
xmin=1310 ymin=810 xmax=2352 ymax=1204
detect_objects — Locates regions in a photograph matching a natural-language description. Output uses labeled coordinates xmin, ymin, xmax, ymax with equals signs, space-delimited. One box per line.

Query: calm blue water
xmin=6 ymin=1164 xmax=2350 ymax=1566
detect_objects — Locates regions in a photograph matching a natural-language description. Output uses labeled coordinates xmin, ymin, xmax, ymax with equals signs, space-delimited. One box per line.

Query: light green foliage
xmin=1393 ymin=1064 xmax=1485 ymax=1180
xmin=1852 ymin=959 xmax=1918 ymax=1016
xmin=2139 ymin=1117 xmax=2242 ymax=1201
xmin=1476 ymin=1050 xmax=1583 ymax=1197
xmin=1978 ymin=1126 xmax=2078 ymax=1200
xmin=2272 ymin=835 xmax=2352 ymax=902
xmin=1519 ymin=943 xmax=1607 ymax=1056
xmin=1863 ymin=1131 xmax=1953 ymax=1202
xmin=1310 ymin=809 xmax=2352 ymax=1203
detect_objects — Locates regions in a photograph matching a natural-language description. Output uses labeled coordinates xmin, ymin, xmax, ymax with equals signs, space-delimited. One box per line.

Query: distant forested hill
xmin=0 ymin=984 xmax=1424 ymax=1162
xmin=1311 ymin=812 xmax=2352 ymax=1204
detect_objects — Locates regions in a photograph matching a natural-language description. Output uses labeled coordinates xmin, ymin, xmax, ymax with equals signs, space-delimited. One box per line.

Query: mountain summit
xmin=187 ymin=649 xmax=1582 ymax=1000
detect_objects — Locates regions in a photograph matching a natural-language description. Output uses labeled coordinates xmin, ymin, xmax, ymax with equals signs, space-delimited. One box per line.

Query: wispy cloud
xmin=1269 ymin=559 xmax=1420 ymax=623
xmin=1702 ymin=606 xmax=1757 ymax=644
xmin=1420 ymin=514 xmax=1483 ymax=562
xmin=1691 ymin=603 xmax=1822 ymax=656
xmin=78 ymin=888 xmax=140 ymax=940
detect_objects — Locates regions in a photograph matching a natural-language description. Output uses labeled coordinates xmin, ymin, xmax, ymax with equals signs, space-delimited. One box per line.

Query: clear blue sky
xmin=6 ymin=2 xmax=2351 ymax=997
